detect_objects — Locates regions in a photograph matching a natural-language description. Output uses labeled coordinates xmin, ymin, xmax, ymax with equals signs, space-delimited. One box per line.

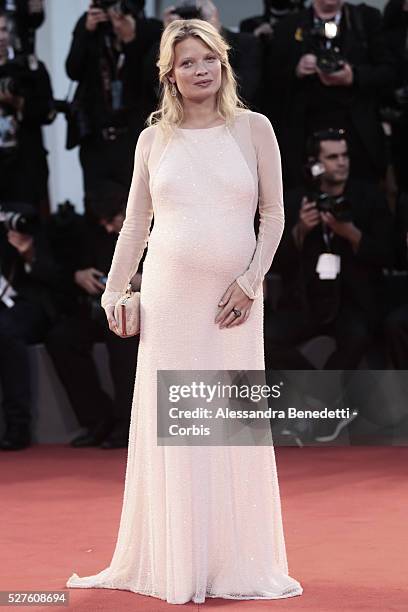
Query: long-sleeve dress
xmin=66 ymin=109 xmax=303 ymax=604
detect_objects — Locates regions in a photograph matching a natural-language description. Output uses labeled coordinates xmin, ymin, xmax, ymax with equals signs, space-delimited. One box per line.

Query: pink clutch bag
xmin=114 ymin=285 xmax=140 ymax=337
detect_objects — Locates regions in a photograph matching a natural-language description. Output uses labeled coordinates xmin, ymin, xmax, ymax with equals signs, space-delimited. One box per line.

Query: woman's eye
xmin=182 ymin=61 xmax=192 ymax=67
xmin=206 ymin=56 xmax=216 ymax=62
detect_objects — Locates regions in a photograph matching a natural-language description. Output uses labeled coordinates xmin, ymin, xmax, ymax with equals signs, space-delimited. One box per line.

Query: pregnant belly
xmin=144 ymin=216 xmax=256 ymax=281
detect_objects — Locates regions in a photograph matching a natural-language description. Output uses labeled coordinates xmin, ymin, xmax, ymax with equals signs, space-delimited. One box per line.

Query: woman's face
xmin=169 ymin=36 xmax=222 ymax=102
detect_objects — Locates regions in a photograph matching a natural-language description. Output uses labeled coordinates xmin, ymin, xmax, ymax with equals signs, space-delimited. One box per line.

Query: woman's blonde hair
xmin=147 ymin=18 xmax=248 ymax=133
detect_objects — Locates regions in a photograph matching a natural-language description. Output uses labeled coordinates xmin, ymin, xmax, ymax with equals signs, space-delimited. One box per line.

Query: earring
xmin=170 ymin=82 xmax=177 ymax=97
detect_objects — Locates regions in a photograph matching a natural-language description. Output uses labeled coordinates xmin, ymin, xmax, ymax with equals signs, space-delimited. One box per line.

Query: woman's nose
xmin=195 ymin=61 xmax=209 ymax=74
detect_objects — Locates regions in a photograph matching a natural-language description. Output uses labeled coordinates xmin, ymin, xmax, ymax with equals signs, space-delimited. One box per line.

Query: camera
xmin=0 ymin=74 xmax=21 ymax=96
xmin=316 ymin=193 xmax=352 ymax=222
xmin=395 ymin=86 xmax=408 ymax=108
xmin=307 ymin=21 xmax=344 ymax=74
xmin=0 ymin=204 xmax=38 ymax=234
xmin=171 ymin=4 xmax=202 ymax=20
xmin=92 ymin=0 xmax=142 ymax=15
xmin=93 ymin=0 xmax=124 ymax=11
xmin=264 ymin=0 xmax=304 ymax=23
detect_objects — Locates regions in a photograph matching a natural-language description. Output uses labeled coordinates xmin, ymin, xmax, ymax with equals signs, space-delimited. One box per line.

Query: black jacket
xmin=222 ymin=28 xmax=262 ymax=107
xmin=0 ymin=60 xmax=54 ymax=204
xmin=269 ymin=3 xmax=395 ymax=186
xmin=383 ymin=0 xmax=408 ymax=83
xmin=0 ymin=207 xmax=64 ymax=322
xmin=48 ymin=211 xmax=145 ymax=318
xmin=47 ymin=211 xmax=114 ymax=316
xmin=65 ymin=13 xmax=162 ymax=143
xmin=273 ymin=180 xmax=393 ymax=326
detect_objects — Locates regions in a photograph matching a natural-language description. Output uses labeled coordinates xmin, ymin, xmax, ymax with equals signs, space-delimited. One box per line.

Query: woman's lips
xmin=195 ymin=80 xmax=212 ymax=87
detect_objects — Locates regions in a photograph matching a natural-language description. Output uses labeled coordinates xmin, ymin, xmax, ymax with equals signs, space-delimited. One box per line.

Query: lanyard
xmin=100 ymin=34 xmax=125 ymax=110
xmin=103 ymin=33 xmax=125 ymax=81
xmin=322 ymin=223 xmax=334 ymax=252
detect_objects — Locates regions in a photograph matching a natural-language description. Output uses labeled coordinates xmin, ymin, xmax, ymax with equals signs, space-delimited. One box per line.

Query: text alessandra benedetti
xmin=168 ymin=407 xmax=355 ymax=420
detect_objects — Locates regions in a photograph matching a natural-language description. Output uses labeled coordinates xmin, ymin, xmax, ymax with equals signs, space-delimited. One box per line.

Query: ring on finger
xmin=229 ymin=309 xmax=246 ymax=326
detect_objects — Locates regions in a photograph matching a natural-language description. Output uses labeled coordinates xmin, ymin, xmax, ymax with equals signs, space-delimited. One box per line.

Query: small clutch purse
xmin=114 ymin=284 xmax=140 ymax=337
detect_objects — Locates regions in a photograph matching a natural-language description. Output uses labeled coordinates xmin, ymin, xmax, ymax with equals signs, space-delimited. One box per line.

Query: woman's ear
xmin=168 ymin=76 xmax=175 ymax=85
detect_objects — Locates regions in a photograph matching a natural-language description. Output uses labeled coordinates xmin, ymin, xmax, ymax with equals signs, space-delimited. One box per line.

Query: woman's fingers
xmin=226 ymin=308 xmax=249 ymax=328
xmin=215 ymin=300 xmax=232 ymax=324
xmin=224 ymin=307 xmax=251 ymax=328
xmin=219 ymin=305 xmax=251 ymax=328
xmin=215 ymin=284 xmax=240 ymax=324
xmin=108 ymin=320 xmax=118 ymax=333
xmin=219 ymin=310 xmax=237 ymax=329
xmin=105 ymin=305 xmax=119 ymax=334
xmin=218 ymin=284 xmax=234 ymax=307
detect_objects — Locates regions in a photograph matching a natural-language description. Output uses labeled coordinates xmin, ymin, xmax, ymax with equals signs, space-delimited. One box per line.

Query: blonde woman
xmin=66 ymin=18 xmax=303 ymax=605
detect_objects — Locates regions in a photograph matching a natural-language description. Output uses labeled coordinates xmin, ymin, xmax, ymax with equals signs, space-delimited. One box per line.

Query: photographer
xmin=0 ymin=203 xmax=64 ymax=451
xmin=0 ymin=0 xmax=45 ymax=51
xmin=65 ymin=1 xmax=162 ymax=197
xmin=0 ymin=6 xmax=54 ymax=213
xmin=45 ymin=184 xmax=140 ymax=449
xmin=240 ymin=0 xmax=305 ymax=120
xmin=266 ymin=129 xmax=393 ymax=371
xmin=240 ymin=0 xmax=305 ymax=39
xmin=269 ymin=0 xmax=395 ymax=188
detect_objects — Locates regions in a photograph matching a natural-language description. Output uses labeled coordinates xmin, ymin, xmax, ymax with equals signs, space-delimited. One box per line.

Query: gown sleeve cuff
xmin=101 ymin=290 xmax=122 ymax=310
xmin=236 ymin=275 xmax=262 ymax=300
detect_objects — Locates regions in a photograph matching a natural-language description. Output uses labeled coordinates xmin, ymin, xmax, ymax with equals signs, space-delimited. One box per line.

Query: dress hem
xmin=66 ymin=573 xmax=303 ymax=605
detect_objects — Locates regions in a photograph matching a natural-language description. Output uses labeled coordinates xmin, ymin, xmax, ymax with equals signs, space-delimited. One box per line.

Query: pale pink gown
xmin=66 ymin=110 xmax=303 ymax=604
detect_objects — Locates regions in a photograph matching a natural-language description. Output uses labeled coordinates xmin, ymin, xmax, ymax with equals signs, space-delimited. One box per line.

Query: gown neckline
xmin=177 ymin=123 xmax=227 ymax=131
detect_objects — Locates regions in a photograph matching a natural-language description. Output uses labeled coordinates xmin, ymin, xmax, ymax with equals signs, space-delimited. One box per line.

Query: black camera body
xmin=264 ymin=0 xmax=304 ymax=22
xmin=92 ymin=0 xmax=144 ymax=15
xmin=307 ymin=22 xmax=345 ymax=74
xmin=0 ymin=67 xmax=25 ymax=97
xmin=0 ymin=203 xmax=38 ymax=235
xmin=171 ymin=4 xmax=202 ymax=20
xmin=316 ymin=192 xmax=352 ymax=222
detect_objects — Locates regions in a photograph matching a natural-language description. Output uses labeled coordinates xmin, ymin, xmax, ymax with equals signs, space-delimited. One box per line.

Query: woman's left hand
xmin=215 ymin=281 xmax=253 ymax=329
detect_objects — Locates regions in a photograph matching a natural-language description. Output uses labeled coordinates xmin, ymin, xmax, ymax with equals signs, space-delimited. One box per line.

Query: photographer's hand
xmin=296 ymin=54 xmax=317 ymax=78
xmin=74 ymin=268 xmax=106 ymax=295
xmin=254 ymin=22 xmax=273 ymax=37
xmin=108 ymin=9 xmax=136 ymax=43
xmin=292 ymin=197 xmax=320 ymax=248
xmin=86 ymin=6 xmax=109 ymax=32
xmin=321 ymin=211 xmax=361 ymax=252
xmin=316 ymin=63 xmax=354 ymax=87
xmin=7 ymin=231 xmax=34 ymax=263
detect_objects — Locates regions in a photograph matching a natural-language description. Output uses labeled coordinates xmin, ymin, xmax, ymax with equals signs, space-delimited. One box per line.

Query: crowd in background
xmin=0 ymin=0 xmax=407 ymax=450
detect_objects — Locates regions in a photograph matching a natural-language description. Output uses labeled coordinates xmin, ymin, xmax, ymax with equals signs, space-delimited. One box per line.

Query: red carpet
xmin=1 ymin=446 xmax=406 ymax=611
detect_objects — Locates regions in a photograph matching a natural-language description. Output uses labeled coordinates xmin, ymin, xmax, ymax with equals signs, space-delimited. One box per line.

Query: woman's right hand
xmin=104 ymin=303 xmax=119 ymax=335
xmin=102 ymin=290 xmax=129 ymax=336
